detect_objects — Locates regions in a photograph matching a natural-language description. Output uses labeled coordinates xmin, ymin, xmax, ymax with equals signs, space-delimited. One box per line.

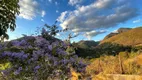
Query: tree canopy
xmin=0 ymin=0 xmax=20 ymax=41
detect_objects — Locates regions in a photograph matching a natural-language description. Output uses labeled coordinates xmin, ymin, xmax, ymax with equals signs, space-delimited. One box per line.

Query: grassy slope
xmin=85 ymin=52 xmax=142 ymax=80
xmin=101 ymin=27 xmax=142 ymax=46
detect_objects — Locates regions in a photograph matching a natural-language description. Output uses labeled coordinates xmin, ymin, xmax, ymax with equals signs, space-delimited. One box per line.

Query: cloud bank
xmin=84 ymin=30 xmax=106 ymax=40
xmin=19 ymin=0 xmax=45 ymax=20
xmin=68 ymin=0 xmax=82 ymax=6
xmin=133 ymin=19 xmax=141 ymax=23
xmin=58 ymin=0 xmax=139 ymax=39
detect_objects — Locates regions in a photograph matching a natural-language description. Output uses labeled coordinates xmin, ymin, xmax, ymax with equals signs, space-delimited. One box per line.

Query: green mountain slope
xmin=73 ymin=40 xmax=99 ymax=49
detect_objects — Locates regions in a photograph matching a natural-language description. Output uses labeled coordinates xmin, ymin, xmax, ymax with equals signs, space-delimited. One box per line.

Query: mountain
xmin=117 ymin=28 xmax=132 ymax=33
xmin=104 ymin=33 xmax=119 ymax=40
xmin=104 ymin=28 xmax=132 ymax=40
xmin=73 ymin=40 xmax=99 ymax=49
xmin=101 ymin=27 xmax=142 ymax=46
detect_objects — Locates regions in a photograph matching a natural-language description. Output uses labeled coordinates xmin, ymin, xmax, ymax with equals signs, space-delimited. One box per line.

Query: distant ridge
xmin=104 ymin=28 xmax=132 ymax=40
xmin=73 ymin=40 xmax=99 ymax=49
xmin=117 ymin=28 xmax=132 ymax=33
xmin=101 ymin=27 xmax=142 ymax=46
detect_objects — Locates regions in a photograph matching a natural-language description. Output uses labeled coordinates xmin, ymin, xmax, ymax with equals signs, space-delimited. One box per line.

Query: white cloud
xmin=58 ymin=0 xmax=138 ymax=38
xmin=112 ymin=30 xmax=118 ymax=33
xmin=84 ymin=30 xmax=106 ymax=40
xmin=48 ymin=0 xmax=52 ymax=3
xmin=19 ymin=0 xmax=40 ymax=20
xmin=41 ymin=19 xmax=45 ymax=22
xmin=94 ymin=0 xmax=115 ymax=9
xmin=56 ymin=10 xmax=59 ymax=13
xmin=133 ymin=19 xmax=141 ymax=23
xmin=41 ymin=10 xmax=46 ymax=17
xmin=57 ymin=11 xmax=68 ymax=23
xmin=68 ymin=0 xmax=82 ymax=6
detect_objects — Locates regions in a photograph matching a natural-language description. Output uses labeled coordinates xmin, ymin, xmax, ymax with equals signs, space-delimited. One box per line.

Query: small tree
xmin=0 ymin=0 xmax=20 ymax=41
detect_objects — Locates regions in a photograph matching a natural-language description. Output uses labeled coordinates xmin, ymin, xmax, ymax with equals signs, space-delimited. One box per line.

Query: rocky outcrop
xmin=118 ymin=28 xmax=132 ymax=33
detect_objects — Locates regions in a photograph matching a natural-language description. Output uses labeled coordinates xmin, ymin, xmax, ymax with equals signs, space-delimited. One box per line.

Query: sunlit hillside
xmin=101 ymin=27 xmax=142 ymax=46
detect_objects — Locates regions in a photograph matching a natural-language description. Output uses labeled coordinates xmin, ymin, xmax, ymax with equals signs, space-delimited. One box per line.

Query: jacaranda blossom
xmin=0 ymin=28 xmax=86 ymax=80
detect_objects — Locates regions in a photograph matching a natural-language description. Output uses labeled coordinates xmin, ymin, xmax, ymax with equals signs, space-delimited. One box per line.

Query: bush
xmin=0 ymin=28 xmax=86 ymax=80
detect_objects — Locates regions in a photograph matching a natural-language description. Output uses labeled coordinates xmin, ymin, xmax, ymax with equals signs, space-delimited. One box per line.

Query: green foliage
xmin=75 ymin=42 xmax=132 ymax=59
xmin=0 ymin=0 xmax=20 ymax=41
xmin=66 ymin=46 xmax=75 ymax=54
xmin=75 ymin=48 xmax=96 ymax=58
xmin=0 ymin=62 xmax=11 ymax=70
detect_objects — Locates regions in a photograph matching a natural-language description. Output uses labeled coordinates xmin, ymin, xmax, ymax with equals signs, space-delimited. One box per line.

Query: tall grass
xmin=86 ymin=51 xmax=142 ymax=77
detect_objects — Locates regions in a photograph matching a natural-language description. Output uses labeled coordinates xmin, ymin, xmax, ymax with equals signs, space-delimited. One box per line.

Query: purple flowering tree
xmin=0 ymin=28 xmax=86 ymax=80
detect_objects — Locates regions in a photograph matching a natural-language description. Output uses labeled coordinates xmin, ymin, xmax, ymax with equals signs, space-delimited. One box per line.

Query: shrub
xmin=0 ymin=28 xmax=86 ymax=80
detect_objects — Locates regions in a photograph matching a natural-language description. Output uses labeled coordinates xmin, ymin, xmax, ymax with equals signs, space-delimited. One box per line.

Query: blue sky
xmin=8 ymin=0 xmax=142 ymax=42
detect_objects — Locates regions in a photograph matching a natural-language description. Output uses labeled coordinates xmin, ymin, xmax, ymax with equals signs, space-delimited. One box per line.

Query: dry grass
xmin=92 ymin=74 xmax=142 ymax=80
xmin=101 ymin=27 xmax=142 ymax=46
xmin=136 ymin=54 xmax=142 ymax=65
xmin=86 ymin=52 xmax=142 ymax=79
xmin=86 ymin=55 xmax=120 ymax=75
xmin=70 ymin=52 xmax=142 ymax=80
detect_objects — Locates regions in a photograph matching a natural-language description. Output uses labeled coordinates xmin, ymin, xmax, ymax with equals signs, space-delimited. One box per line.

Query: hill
xmin=104 ymin=28 xmax=132 ymax=40
xmin=73 ymin=40 xmax=99 ymax=49
xmin=101 ymin=27 xmax=142 ymax=46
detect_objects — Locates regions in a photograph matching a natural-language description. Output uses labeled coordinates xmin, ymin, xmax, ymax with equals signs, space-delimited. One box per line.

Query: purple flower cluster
xmin=14 ymin=67 xmax=23 ymax=75
xmin=1 ymin=51 xmax=28 ymax=60
xmin=0 ymin=34 xmax=86 ymax=79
